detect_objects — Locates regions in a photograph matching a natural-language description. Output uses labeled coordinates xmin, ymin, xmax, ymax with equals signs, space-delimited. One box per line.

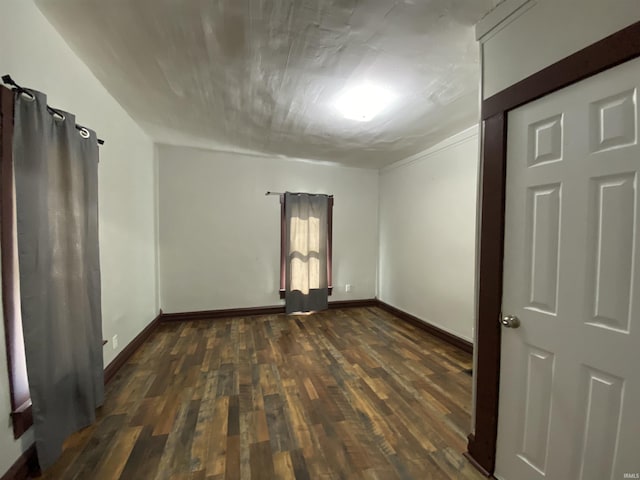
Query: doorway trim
xmin=466 ymin=20 xmax=640 ymax=475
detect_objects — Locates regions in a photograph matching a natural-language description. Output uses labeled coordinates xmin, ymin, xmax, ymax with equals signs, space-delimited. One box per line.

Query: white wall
xmin=0 ymin=0 xmax=158 ymax=475
xmin=378 ymin=127 xmax=479 ymax=342
xmin=157 ymin=145 xmax=379 ymax=313
xmin=480 ymin=0 xmax=640 ymax=98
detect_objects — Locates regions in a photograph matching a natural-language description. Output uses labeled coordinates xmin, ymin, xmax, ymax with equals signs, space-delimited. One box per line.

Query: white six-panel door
xmin=495 ymin=57 xmax=640 ymax=480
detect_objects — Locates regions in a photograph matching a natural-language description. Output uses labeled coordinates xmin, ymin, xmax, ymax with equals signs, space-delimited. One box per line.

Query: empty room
xmin=1 ymin=0 xmax=639 ymax=479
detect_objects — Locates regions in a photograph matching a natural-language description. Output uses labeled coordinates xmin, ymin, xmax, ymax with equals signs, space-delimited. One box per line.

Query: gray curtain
xmin=285 ymin=192 xmax=329 ymax=314
xmin=13 ymin=90 xmax=104 ymax=470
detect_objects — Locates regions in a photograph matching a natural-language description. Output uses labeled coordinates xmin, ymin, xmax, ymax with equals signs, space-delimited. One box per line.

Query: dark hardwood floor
xmin=40 ymin=307 xmax=483 ymax=480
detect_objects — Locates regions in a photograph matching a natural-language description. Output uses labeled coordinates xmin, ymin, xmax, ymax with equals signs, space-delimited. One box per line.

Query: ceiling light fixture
xmin=333 ymin=83 xmax=397 ymax=122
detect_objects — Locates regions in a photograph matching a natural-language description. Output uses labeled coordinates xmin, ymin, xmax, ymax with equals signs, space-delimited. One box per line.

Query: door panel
xmin=525 ymin=183 xmax=561 ymax=315
xmin=586 ymin=173 xmax=635 ymax=332
xmin=519 ymin=346 xmax=554 ymax=474
xmin=576 ymin=366 xmax=623 ymax=480
xmin=496 ymin=56 xmax=640 ymax=480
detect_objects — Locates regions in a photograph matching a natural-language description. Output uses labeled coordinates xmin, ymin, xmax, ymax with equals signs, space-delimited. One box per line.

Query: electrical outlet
xmin=345 ymin=284 xmax=352 ymax=292
xmin=112 ymin=334 xmax=118 ymax=350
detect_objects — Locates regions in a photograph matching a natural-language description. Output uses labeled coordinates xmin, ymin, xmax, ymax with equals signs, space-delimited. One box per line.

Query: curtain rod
xmin=2 ymin=75 xmax=105 ymax=146
xmin=265 ymin=191 xmax=333 ymax=197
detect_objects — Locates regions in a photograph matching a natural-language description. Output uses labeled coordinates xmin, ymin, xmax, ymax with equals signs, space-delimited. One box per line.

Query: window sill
xmin=11 ymin=400 xmax=33 ymax=438
xmin=279 ymin=287 xmax=333 ymax=299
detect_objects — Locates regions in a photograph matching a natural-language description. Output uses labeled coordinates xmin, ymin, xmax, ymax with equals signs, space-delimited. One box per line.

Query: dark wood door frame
xmin=466 ymin=21 xmax=640 ymax=475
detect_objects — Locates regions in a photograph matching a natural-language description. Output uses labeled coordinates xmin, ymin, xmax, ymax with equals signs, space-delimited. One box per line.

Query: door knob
xmin=501 ymin=314 xmax=521 ymax=328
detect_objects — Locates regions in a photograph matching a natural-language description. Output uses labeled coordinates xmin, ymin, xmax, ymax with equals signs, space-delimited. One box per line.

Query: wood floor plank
xmin=249 ymin=441 xmax=275 ymax=480
xmin=190 ymin=372 xmax=219 ymax=472
xmin=204 ymin=396 xmax=229 ymax=477
xmin=272 ymin=451 xmax=295 ymax=480
xmin=288 ymin=448 xmax=310 ymax=480
xmin=92 ymin=425 xmax=143 ymax=480
xmin=263 ymin=393 xmax=294 ymax=452
xmin=173 ymin=399 xmax=203 ymax=472
xmin=39 ymin=307 xmax=484 ymax=480
xmin=118 ymin=426 xmax=168 ymax=480
xmin=224 ymin=435 xmax=241 ymax=480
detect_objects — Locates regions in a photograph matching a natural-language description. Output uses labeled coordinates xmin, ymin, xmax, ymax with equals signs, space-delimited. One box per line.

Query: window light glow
xmin=333 ymin=84 xmax=397 ymax=122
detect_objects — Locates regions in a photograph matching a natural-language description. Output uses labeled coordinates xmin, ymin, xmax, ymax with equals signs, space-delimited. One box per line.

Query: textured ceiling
xmin=36 ymin=0 xmax=495 ymax=168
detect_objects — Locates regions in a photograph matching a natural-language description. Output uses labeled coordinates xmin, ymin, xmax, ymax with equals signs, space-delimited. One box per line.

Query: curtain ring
xmin=47 ymin=106 xmax=66 ymax=122
xmin=19 ymin=90 xmax=35 ymax=102
xmin=79 ymin=127 xmax=90 ymax=139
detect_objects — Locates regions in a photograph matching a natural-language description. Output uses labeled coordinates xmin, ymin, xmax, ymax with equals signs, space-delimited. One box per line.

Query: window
xmin=279 ymin=193 xmax=333 ymax=298
xmin=0 ymin=85 xmax=32 ymax=438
